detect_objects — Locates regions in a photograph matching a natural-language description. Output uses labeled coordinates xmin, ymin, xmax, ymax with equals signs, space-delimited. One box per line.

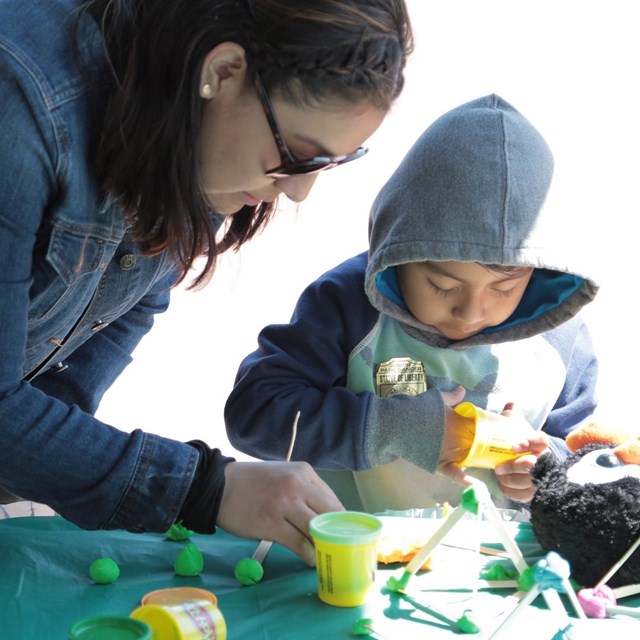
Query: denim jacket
xmin=0 ymin=0 xmax=200 ymax=531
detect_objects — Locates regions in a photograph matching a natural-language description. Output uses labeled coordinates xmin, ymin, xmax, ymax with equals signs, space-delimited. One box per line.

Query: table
xmin=0 ymin=516 xmax=638 ymax=638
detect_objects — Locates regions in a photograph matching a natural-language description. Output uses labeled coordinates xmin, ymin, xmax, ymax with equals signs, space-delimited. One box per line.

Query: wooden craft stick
xmin=441 ymin=542 xmax=511 ymax=558
xmin=562 ymin=580 xmax=587 ymax=620
xmin=489 ymin=586 xmax=571 ymax=639
xmin=539 ymin=587 xmax=571 ymax=624
xmin=613 ymin=583 xmax=640 ymax=599
xmin=594 ymin=532 xmax=640 ymax=590
xmin=605 ymin=604 xmax=640 ymax=619
xmin=404 ymin=505 xmax=468 ymax=576
xmin=481 ymin=496 xmax=527 ymax=573
xmin=488 ymin=585 xmax=540 ymax=639
xmin=285 ymin=410 xmax=300 ymax=461
xmin=480 ymin=499 xmax=571 ymax=621
xmin=477 ymin=580 xmax=520 ymax=589
xmin=479 ymin=546 xmax=512 ymax=558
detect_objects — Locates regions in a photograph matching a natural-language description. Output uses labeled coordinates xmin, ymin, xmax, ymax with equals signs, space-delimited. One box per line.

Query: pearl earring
xmin=201 ymin=83 xmax=213 ymax=99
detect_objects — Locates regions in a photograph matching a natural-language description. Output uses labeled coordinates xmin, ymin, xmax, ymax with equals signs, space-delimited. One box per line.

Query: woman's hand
xmin=216 ymin=461 xmax=344 ymax=566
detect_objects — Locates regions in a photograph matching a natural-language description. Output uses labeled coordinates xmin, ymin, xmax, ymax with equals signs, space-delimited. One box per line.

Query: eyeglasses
xmin=254 ymin=73 xmax=368 ymax=179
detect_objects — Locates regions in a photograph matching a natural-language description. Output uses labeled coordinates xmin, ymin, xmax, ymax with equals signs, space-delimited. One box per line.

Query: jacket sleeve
xmin=0 ymin=52 xmax=199 ymax=534
xmin=541 ymin=317 xmax=599 ymax=455
xmin=225 ymin=254 xmax=446 ymax=474
xmin=0 ymin=252 xmax=200 ymax=533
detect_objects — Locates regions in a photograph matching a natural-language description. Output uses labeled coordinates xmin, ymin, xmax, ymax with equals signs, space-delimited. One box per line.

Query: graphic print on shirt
xmin=376 ymin=357 xmax=426 ymax=397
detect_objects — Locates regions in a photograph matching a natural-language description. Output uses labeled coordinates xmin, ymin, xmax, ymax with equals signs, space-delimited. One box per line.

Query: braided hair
xmin=79 ymin=0 xmax=413 ymax=286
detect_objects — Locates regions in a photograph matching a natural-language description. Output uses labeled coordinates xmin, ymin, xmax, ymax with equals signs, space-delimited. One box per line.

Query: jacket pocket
xmin=29 ymin=219 xmax=122 ymax=322
xmin=48 ymin=219 xmax=122 ymax=282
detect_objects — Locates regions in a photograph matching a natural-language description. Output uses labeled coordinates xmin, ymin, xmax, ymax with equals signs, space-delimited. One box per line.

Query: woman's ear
xmin=199 ymin=42 xmax=247 ymax=100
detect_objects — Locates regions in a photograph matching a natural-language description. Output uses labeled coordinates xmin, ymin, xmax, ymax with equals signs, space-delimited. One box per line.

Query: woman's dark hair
xmin=80 ymin=0 xmax=413 ymax=287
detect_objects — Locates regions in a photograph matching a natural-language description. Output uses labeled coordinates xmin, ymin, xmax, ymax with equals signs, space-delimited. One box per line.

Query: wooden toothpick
xmin=594 ymin=531 xmax=640 ymax=591
xmin=251 ymin=410 xmax=301 ymax=564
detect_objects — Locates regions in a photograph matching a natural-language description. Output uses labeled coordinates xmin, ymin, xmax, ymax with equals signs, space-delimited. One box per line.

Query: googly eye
xmin=595 ymin=452 xmax=624 ymax=468
xmin=566 ymin=448 xmax=640 ymax=485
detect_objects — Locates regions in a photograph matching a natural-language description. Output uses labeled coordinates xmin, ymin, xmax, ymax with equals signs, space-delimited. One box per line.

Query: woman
xmin=0 ymin=0 xmax=413 ymax=565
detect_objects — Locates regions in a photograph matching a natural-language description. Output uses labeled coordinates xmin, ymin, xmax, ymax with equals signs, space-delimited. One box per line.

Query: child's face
xmin=397 ymin=261 xmax=534 ymax=341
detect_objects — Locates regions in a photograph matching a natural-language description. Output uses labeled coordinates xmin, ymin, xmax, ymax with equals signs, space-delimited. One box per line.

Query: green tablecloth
xmin=0 ymin=516 xmax=638 ymax=639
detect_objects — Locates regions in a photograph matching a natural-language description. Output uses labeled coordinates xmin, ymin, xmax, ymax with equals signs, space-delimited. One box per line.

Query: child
xmin=224 ymin=94 xmax=599 ymax=513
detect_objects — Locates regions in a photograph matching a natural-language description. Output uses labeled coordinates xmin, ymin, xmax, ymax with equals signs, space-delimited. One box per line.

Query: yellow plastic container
xmin=141 ymin=587 xmax=217 ymax=607
xmin=454 ymin=402 xmax=530 ymax=468
xmin=309 ymin=511 xmax=383 ymax=607
xmin=130 ymin=600 xmax=226 ymax=640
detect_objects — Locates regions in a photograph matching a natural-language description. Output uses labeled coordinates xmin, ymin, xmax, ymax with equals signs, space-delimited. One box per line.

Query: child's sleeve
xmin=224 ymin=254 xmax=447 ymax=474
xmin=541 ymin=317 xmax=599 ymax=450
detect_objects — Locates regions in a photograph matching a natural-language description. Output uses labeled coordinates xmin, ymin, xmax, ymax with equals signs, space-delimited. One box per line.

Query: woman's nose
xmin=275 ymin=173 xmax=319 ymax=203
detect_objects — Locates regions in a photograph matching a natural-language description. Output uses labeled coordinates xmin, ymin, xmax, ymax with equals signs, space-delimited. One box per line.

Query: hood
xmin=365 ymin=94 xmax=598 ymax=347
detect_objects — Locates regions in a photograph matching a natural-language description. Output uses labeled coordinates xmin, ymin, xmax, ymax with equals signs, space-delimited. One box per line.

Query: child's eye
xmin=494 ymin=288 xmax=515 ymax=298
xmin=429 ymin=282 xmax=453 ymax=296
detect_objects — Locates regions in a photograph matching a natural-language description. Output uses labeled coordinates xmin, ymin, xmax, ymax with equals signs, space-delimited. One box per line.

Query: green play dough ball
xmin=89 ymin=557 xmax=120 ymax=584
xmin=234 ymin=557 xmax=264 ymax=585
xmin=174 ymin=543 xmax=204 ymax=577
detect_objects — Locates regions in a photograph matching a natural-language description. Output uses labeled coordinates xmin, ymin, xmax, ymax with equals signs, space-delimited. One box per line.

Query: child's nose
xmin=453 ymin=294 xmax=485 ymax=323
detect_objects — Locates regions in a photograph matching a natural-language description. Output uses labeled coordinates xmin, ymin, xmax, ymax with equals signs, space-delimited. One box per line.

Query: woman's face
xmin=198 ymin=81 xmax=386 ymax=216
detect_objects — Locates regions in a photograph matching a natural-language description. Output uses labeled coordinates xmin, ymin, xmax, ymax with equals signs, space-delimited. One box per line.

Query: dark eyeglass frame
xmin=254 ymin=73 xmax=368 ymax=179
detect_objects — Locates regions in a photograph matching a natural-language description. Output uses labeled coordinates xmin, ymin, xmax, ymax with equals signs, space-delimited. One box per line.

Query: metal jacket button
xmin=92 ymin=320 xmax=110 ymax=332
xmin=51 ymin=362 xmax=68 ymax=373
xmin=119 ymin=254 xmax=136 ymax=270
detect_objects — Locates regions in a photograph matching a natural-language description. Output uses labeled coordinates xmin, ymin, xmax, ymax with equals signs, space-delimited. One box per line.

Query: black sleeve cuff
xmin=178 ymin=440 xmax=235 ymax=534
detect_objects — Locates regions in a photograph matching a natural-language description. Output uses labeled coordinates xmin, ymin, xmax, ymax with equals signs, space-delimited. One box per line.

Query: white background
xmin=96 ymin=0 xmax=639 ymax=459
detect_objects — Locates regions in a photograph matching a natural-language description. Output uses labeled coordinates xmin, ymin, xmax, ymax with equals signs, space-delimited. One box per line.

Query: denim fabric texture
xmin=0 ymin=0 xmax=200 ymax=532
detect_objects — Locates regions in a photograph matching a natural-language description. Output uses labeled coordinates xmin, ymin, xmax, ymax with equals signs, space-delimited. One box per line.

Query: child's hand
xmin=437 ymin=386 xmax=475 ymax=487
xmin=437 ymin=396 xmax=549 ymax=496
xmin=494 ymin=429 xmax=549 ymax=502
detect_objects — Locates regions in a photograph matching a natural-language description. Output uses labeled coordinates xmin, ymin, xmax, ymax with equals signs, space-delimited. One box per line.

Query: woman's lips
xmin=242 ymin=192 xmax=262 ymax=206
